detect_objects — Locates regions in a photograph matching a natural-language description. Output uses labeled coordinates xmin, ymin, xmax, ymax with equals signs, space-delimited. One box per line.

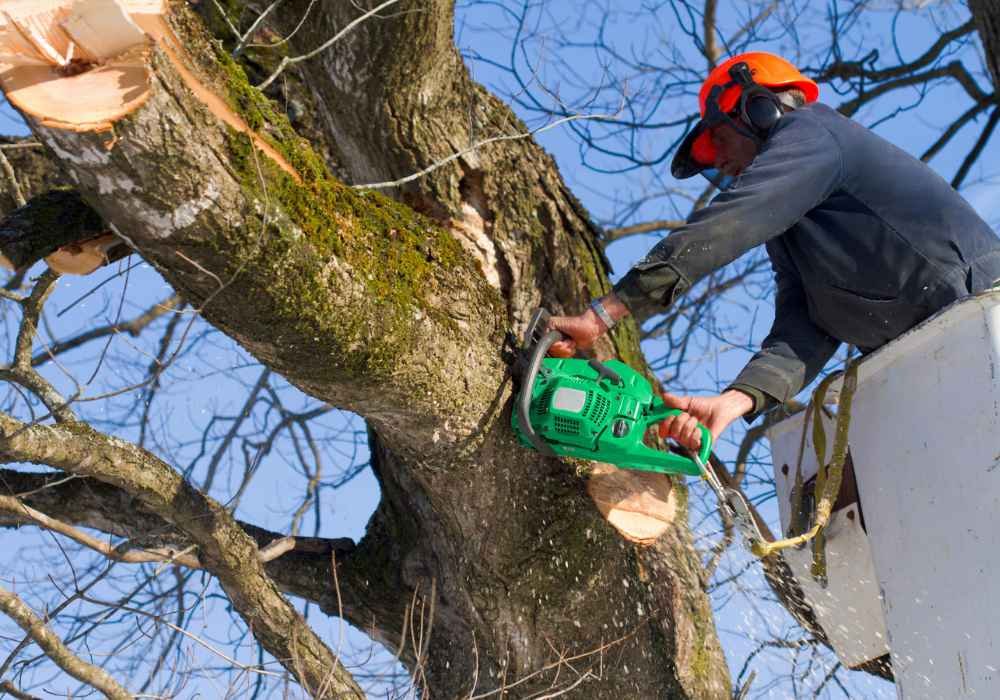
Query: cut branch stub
xmin=586 ymin=463 xmax=678 ymax=544
xmin=0 ymin=0 xmax=301 ymax=180
xmin=0 ymin=189 xmax=127 ymax=273
xmin=0 ymin=0 xmax=160 ymax=132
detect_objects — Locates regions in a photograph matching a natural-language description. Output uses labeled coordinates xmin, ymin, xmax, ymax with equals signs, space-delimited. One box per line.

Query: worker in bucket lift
xmin=549 ymin=51 xmax=1000 ymax=451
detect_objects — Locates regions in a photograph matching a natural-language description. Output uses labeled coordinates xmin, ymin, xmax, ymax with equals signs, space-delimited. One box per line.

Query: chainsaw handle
xmin=644 ymin=403 xmax=713 ymax=466
xmin=517 ymin=325 xmax=562 ymax=457
xmin=587 ymin=358 xmax=623 ymax=386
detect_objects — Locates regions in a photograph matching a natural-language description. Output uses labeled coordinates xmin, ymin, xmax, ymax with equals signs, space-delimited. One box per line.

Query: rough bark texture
xmin=2 ymin=1 xmax=731 ymax=697
xmin=971 ymin=0 xmax=1000 ymax=91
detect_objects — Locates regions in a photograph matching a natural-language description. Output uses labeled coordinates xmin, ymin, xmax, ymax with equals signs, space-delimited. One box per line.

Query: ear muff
xmin=741 ymin=88 xmax=782 ymax=134
xmin=726 ymin=61 xmax=784 ymax=136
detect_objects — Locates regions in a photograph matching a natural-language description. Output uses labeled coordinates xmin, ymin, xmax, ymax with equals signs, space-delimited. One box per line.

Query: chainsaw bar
xmin=692 ymin=453 xmax=767 ymax=552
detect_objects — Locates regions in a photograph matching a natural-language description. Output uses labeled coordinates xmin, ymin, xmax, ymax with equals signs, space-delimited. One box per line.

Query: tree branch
xmin=0 ymin=190 xmax=121 ymax=271
xmin=818 ymin=20 xmax=976 ymax=84
xmin=951 ymin=105 xmax=1000 ymax=188
xmin=603 ymin=219 xmax=685 ymax=243
xmin=0 ymin=414 xmax=365 ymax=699
xmin=0 ymin=467 xmax=405 ymax=659
xmin=31 ymin=295 xmax=182 ymax=367
xmin=0 ymin=584 xmax=132 ymax=700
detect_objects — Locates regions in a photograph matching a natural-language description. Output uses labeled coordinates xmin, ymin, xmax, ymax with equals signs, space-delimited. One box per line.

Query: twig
xmin=32 ymin=295 xmax=181 ymax=367
xmin=603 ymin=219 xmax=685 ymax=243
xmin=0 ymin=493 xmax=202 ymax=568
xmin=233 ymin=0 xmax=285 ymax=57
xmin=354 ymin=111 xmax=620 ymax=190
xmin=0 ymin=679 xmax=41 ymax=699
xmin=0 ymin=147 xmax=25 ymax=207
xmin=951 ymin=105 xmax=1000 ymax=189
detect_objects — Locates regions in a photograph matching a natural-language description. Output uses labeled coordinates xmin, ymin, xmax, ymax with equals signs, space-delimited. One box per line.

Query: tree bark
xmin=3 ymin=1 xmax=730 ymax=696
xmin=971 ymin=0 xmax=1000 ymax=92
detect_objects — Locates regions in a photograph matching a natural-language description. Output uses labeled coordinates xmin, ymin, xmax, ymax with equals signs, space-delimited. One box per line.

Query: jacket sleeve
xmin=612 ymin=111 xmax=843 ymax=322
xmin=727 ymin=240 xmax=841 ymax=419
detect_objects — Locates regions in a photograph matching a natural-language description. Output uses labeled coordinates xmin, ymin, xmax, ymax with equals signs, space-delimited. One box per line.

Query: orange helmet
xmin=672 ymin=52 xmax=819 ymax=183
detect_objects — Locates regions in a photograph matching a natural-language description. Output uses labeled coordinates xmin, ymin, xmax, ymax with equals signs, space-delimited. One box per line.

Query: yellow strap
xmin=753 ymin=357 xmax=858 ymax=560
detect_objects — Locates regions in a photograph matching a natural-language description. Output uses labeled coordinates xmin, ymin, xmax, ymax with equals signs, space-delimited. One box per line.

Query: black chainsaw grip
xmin=518 ymin=328 xmax=561 ymax=457
xmin=588 ymin=358 xmax=623 ymax=386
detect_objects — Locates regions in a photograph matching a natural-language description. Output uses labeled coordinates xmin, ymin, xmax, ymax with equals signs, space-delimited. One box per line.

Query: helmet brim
xmin=671 ymin=119 xmax=716 ymax=179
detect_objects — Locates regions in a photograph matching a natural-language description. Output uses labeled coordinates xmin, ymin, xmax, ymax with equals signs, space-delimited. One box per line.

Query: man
xmin=550 ymin=51 xmax=1000 ymax=450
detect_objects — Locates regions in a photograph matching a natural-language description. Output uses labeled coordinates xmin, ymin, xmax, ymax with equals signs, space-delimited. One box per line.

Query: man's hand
xmin=547 ymin=294 xmax=630 ymax=358
xmin=547 ymin=309 xmax=605 ymax=357
xmin=657 ymin=390 xmax=754 ymax=451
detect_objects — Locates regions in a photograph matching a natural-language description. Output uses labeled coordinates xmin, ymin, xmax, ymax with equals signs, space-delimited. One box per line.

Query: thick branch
xmin=0 ymin=467 xmax=407 ymax=658
xmin=0 ymin=415 xmax=365 ymax=699
xmin=0 ymin=190 xmax=115 ymax=270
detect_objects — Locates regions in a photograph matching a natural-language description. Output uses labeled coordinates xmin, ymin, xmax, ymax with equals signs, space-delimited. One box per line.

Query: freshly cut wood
xmin=586 ymin=463 xmax=678 ymax=544
xmin=1 ymin=62 xmax=151 ymax=133
xmin=45 ymin=233 xmax=120 ymax=274
xmin=0 ymin=0 xmax=157 ymax=132
xmin=61 ymin=0 xmax=148 ymax=62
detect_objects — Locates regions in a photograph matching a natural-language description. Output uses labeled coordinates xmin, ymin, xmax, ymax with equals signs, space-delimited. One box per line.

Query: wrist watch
xmin=590 ymin=297 xmax=616 ymax=330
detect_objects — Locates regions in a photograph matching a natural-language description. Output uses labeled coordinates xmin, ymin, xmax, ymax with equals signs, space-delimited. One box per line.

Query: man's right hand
xmin=546 ymin=294 xmax=631 ymax=358
xmin=547 ymin=309 xmax=607 ymax=357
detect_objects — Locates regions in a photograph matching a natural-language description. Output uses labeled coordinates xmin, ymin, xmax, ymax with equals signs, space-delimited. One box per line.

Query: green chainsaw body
xmin=512 ymin=332 xmax=710 ymax=476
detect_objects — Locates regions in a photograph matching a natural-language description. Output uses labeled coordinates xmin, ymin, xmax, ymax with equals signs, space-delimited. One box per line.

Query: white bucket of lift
xmin=767 ymin=290 xmax=1000 ymax=699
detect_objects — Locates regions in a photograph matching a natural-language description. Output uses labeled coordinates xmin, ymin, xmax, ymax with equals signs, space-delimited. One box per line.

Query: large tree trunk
xmin=0 ymin=0 xmax=729 ymax=696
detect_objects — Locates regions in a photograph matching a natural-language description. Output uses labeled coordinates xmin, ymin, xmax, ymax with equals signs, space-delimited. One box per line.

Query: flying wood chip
xmin=0 ymin=0 xmax=162 ymax=132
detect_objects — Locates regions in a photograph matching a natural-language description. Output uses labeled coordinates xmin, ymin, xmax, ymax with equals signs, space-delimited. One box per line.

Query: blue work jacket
xmin=612 ymin=102 xmax=1000 ymax=413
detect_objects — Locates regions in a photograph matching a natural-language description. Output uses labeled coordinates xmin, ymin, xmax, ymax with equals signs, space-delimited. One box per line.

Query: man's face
xmin=709 ymin=121 xmax=759 ymax=177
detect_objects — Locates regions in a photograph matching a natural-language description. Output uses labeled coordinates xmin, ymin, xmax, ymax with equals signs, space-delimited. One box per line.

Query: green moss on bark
xmin=205 ymin=48 xmax=502 ymax=381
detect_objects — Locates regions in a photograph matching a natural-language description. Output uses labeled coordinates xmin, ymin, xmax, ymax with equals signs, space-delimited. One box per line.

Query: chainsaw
xmin=511 ymin=308 xmax=767 ymax=552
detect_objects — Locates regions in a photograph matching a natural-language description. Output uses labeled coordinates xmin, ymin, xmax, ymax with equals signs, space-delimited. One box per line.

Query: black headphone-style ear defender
xmin=728 ymin=62 xmax=783 ymax=136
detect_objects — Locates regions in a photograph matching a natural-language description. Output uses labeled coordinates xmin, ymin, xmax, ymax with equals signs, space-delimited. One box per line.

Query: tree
xmin=0 ymin=0 xmax=728 ymax=697
xmin=0 ymin=0 xmax=996 ymax=697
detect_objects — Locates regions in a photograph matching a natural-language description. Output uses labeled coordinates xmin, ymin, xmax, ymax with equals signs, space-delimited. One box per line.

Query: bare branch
xmin=921 ymin=98 xmax=994 ymax=163
xmin=0 ymin=584 xmax=132 ymax=700
xmin=354 ymin=111 xmax=621 ymax=190
xmin=703 ymin=0 xmax=720 ymax=68
xmin=31 ymin=295 xmax=182 ymax=368
xmin=951 ymin=105 xmax=1000 ymax=188
xmin=603 ymin=219 xmax=685 ymax=243
xmin=818 ymin=20 xmax=976 ymax=84
xmin=0 ymin=493 xmax=202 ymax=568
xmin=0 ymin=147 xmax=25 ymax=209
xmin=0 ymin=413 xmax=365 ymax=698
